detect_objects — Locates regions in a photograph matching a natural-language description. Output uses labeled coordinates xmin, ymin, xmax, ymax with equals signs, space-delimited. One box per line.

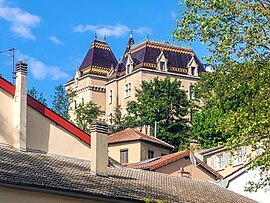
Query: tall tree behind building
xmin=51 ymin=85 xmax=75 ymax=120
xmin=28 ymin=87 xmax=47 ymax=106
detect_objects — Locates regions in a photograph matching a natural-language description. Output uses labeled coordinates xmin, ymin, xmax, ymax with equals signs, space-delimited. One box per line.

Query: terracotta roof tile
xmin=108 ymin=128 xmax=174 ymax=149
xmin=128 ymin=149 xmax=223 ymax=180
xmin=0 ymin=145 xmax=256 ymax=203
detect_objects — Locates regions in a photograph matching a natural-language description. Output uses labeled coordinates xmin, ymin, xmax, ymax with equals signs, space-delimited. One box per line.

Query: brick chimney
xmin=90 ymin=120 xmax=108 ymax=176
xmin=13 ymin=61 xmax=27 ymax=150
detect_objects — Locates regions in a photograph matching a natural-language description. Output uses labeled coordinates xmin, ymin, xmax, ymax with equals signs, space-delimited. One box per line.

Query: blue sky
xmin=0 ymin=0 xmax=209 ymax=106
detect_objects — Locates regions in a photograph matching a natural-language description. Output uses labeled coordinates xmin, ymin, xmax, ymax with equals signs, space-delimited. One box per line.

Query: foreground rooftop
xmin=0 ymin=145 xmax=256 ymax=203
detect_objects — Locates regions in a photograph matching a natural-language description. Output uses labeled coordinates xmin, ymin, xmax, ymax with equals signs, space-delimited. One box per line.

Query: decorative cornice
xmin=90 ymin=41 xmax=110 ymax=51
xmin=82 ymin=66 xmax=110 ymax=76
xmin=75 ymin=85 xmax=106 ymax=94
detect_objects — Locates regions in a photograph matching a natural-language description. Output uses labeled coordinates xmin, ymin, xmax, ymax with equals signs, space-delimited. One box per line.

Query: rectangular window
xmin=233 ymin=146 xmax=246 ymax=166
xmin=160 ymin=62 xmax=165 ymax=71
xmin=108 ymin=113 xmax=113 ymax=125
xmin=74 ymin=100 xmax=77 ymax=109
xmin=189 ymin=85 xmax=194 ymax=99
xmin=211 ymin=152 xmax=227 ymax=170
xmin=124 ymin=83 xmax=132 ymax=98
xmin=120 ymin=149 xmax=128 ymax=164
xmin=191 ymin=67 xmax=195 ymax=75
xmin=108 ymin=90 xmax=112 ymax=104
xmin=148 ymin=150 xmax=154 ymax=159
xmin=81 ymin=98 xmax=84 ymax=105
xmin=126 ymin=64 xmax=131 ymax=74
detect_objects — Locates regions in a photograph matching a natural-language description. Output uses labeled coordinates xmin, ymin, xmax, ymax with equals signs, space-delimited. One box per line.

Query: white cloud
xmin=170 ymin=11 xmax=177 ymax=20
xmin=48 ymin=36 xmax=64 ymax=45
xmin=17 ymin=52 xmax=69 ymax=81
xmin=0 ymin=1 xmax=40 ymax=40
xmin=133 ymin=27 xmax=152 ymax=36
xmin=73 ymin=24 xmax=152 ymax=38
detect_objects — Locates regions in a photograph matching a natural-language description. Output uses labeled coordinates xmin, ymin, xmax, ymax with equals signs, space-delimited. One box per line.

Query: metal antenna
xmin=0 ymin=48 xmax=15 ymax=84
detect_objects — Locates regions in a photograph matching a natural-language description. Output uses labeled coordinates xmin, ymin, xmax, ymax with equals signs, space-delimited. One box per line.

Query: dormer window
xmin=157 ymin=51 xmax=168 ymax=72
xmin=126 ymin=64 xmax=131 ymax=74
xmin=188 ymin=56 xmax=198 ymax=76
xmin=126 ymin=54 xmax=134 ymax=75
xmin=191 ymin=67 xmax=195 ymax=76
xmin=74 ymin=68 xmax=81 ymax=87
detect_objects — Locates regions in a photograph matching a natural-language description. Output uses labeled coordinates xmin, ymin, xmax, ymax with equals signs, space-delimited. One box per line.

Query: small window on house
xmin=211 ymin=152 xmax=227 ymax=171
xmin=74 ymin=100 xmax=77 ymax=109
xmin=120 ymin=149 xmax=128 ymax=164
xmin=108 ymin=90 xmax=113 ymax=104
xmin=124 ymin=83 xmax=132 ymax=98
xmin=148 ymin=150 xmax=154 ymax=159
xmin=108 ymin=113 xmax=113 ymax=125
xmin=82 ymin=98 xmax=84 ymax=105
xmin=191 ymin=67 xmax=195 ymax=76
xmin=189 ymin=85 xmax=194 ymax=100
xmin=126 ymin=64 xmax=131 ymax=75
xmin=160 ymin=61 xmax=165 ymax=71
xmin=232 ymin=146 xmax=246 ymax=166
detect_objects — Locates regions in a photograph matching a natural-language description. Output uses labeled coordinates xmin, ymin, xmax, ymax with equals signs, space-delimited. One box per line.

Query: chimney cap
xmin=16 ymin=61 xmax=28 ymax=74
xmin=90 ymin=119 xmax=108 ymax=134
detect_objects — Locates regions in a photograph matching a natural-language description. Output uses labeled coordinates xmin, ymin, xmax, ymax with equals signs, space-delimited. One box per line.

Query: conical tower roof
xmin=122 ymin=30 xmax=135 ymax=61
xmin=79 ymin=39 xmax=118 ymax=76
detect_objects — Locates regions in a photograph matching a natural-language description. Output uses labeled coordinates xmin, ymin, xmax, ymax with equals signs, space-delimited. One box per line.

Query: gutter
xmin=0 ymin=182 xmax=142 ymax=203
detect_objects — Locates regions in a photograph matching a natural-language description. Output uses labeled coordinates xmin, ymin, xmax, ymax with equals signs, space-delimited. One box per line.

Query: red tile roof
xmin=108 ymin=128 xmax=174 ymax=149
xmin=0 ymin=77 xmax=90 ymax=145
xmin=128 ymin=149 xmax=223 ymax=180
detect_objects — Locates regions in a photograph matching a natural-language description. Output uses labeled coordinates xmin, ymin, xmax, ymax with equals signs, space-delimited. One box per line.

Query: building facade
xmin=108 ymin=128 xmax=174 ymax=164
xmin=65 ymin=33 xmax=206 ymax=124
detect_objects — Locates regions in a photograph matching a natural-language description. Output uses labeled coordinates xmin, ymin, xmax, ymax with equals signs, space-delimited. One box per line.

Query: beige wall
xmin=108 ymin=140 xmax=171 ymax=163
xmin=0 ymin=187 xmax=106 ymax=203
xmin=106 ymin=68 xmax=199 ymax=119
xmin=0 ymin=88 xmax=14 ymax=145
xmin=155 ymin=158 xmax=216 ymax=182
xmin=140 ymin=142 xmax=171 ymax=161
xmin=66 ymin=75 xmax=106 ymax=122
xmin=27 ymin=106 xmax=91 ymax=160
xmin=108 ymin=141 xmax=141 ymax=164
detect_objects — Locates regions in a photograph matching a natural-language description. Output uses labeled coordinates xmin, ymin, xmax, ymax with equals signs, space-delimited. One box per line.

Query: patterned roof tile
xmin=0 ymin=145 xmax=256 ymax=203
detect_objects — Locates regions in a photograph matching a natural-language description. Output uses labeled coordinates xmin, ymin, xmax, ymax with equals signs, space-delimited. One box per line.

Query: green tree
xmin=126 ymin=77 xmax=191 ymax=150
xmin=51 ymin=85 xmax=75 ymax=120
xmin=172 ymin=0 xmax=269 ymax=63
xmin=173 ymin=0 xmax=270 ymax=191
xmin=74 ymin=101 xmax=103 ymax=134
xmin=109 ymin=105 xmax=139 ymax=133
xmin=28 ymin=87 xmax=47 ymax=106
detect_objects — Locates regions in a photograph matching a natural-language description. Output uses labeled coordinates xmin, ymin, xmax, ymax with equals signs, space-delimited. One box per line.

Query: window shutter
xmin=242 ymin=146 xmax=247 ymax=162
xmin=223 ymin=152 xmax=228 ymax=167
xmin=211 ymin=156 xmax=216 ymax=169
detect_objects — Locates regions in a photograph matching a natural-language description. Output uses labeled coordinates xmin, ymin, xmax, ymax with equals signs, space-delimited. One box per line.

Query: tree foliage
xmin=172 ymin=0 xmax=269 ymax=63
xmin=28 ymin=87 xmax=47 ymax=106
xmin=193 ymin=60 xmax=270 ymax=191
xmin=51 ymin=85 xmax=75 ymax=120
xmin=173 ymin=0 xmax=270 ymax=191
xmin=126 ymin=77 xmax=191 ymax=150
xmin=109 ymin=105 xmax=138 ymax=133
xmin=74 ymin=101 xmax=103 ymax=134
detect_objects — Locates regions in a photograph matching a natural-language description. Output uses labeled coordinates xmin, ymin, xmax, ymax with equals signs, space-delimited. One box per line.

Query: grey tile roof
xmin=0 ymin=145 xmax=256 ymax=203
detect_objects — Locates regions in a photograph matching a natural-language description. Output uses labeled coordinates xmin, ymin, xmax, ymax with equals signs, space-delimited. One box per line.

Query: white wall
xmin=227 ymin=168 xmax=270 ymax=203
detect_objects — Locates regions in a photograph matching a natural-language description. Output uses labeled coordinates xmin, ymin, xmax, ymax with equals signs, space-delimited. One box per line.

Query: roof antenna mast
xmin=0 ymin=48 xmax=15 ymax=84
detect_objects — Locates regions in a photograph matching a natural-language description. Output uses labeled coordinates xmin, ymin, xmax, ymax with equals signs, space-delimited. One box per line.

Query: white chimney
xmin=13 ymin=61 xmax=27 ymax=150
xmin=90 ymin=120 xmax=108 ymax=176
